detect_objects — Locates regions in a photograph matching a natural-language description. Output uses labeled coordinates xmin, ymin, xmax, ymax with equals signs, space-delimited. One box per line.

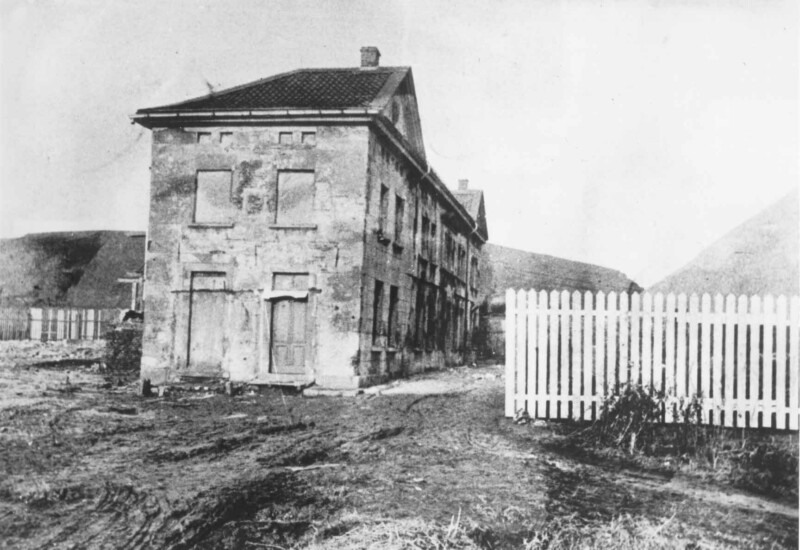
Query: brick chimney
xmin=360 ymin=47 xmax=381 ymax=68
xmin=458 ymin=179 xmax=469 ymax=191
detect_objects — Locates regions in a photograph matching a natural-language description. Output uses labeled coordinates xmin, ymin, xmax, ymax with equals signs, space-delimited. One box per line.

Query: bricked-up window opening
xmin=194 ymin=170 xmax=235 ymax=224
xmin=378 ymin=185 xmax=390 ymax=237
xmin=220 ymin=132 xmax=233 ymax=146
xmin=279 ymin=132 xmax=293 ymax=144
xmin=372 ymin=280 xmax=384 ymax=345
xmin=388 ymin=286 xmax=399 ymax=347
xmin=197 ymin=132 xmax=212 ymax=144
xmin=394 ymin=196 xmax=405 ymax=243
xmin=301 ymin=132 xmax=316 ymax=145
xmin=276 ymin=170 xmax=315 ymax=225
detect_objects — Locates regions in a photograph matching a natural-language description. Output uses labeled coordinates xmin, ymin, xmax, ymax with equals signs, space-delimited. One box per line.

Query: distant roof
xmin=484 ymin=243 xmax=641 ymax=298
xmin=137 ymin=67 xmax=410 ymax=114
xmin=452 ymin=189 xmax=488 ymax=241
xmin=650 ymin=189 xmax=799 ymax=296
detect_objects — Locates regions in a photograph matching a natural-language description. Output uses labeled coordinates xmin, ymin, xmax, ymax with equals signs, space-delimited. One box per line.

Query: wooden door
xmin=188 ymin=273 xmax=226 ymax=374
xmin=270 ymin=298 xmax=307 ymax=374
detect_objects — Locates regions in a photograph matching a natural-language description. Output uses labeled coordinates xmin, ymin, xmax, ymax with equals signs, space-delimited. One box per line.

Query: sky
xmin=0 ymin=0 xmax=796 ymax=287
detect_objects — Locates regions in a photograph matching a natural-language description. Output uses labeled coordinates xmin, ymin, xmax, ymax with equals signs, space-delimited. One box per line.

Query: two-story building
xmin=132 ymin=47 xmax=488 ymax=389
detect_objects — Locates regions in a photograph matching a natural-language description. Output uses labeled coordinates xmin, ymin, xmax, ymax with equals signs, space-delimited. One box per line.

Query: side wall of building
xmin=141 ymin=125 xmax=369 ymax=385
xmin=357 ymin=130 xmax=484 ymax=382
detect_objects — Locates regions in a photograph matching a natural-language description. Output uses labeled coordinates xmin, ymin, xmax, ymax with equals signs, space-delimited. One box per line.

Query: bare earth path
xmin=0 ymin=343 xmax=796 ymax=549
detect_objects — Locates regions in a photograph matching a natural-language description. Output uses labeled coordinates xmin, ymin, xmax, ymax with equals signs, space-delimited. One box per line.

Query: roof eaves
xmin=369 ymin=67 xmax=411 ymax=111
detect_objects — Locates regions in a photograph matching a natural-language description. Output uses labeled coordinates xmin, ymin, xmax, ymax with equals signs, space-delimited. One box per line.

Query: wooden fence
xmin=0 ymin=308 xmax=120 ymax=342
xmin=504 ymin=289 xmax=800 ymax=431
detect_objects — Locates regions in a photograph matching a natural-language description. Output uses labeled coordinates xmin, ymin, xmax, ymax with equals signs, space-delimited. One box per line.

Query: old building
xmin=132 ymin=47 xmax=488 ymax=389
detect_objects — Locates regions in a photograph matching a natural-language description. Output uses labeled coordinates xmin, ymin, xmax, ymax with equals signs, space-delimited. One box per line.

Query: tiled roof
xmin=137 ymin=67 xmax=408 ymax=113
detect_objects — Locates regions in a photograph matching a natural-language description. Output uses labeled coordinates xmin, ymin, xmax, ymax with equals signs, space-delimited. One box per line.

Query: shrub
xmin=104 ymin=323 xmax=143 ymax=374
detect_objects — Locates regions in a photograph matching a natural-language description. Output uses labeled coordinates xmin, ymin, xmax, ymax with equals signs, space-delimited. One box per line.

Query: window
xmin=220 ymin=132 xmax=233 ymax=146
xmin=275 ymin=170 xmax=315 ymax=225
xmin=421 ymin=216 xmax=430 ymax=255
xmin=388 ymin=286 xmax=399 ymax=347
xmin=372 ymin=280 xmax=384 ymax=345
xmin=378 ymin=184 xmax=389 ymax=238
xmin=458 ymin=245 xmax=466 ymax=279
xmin=301 ymin=132 xmax=316 ymax=145
xmin=445 ymin=232 xmax=455 ymax=270
xmin=279 ymin=132 xmax=293 ymax=144
xmin=470 ymin=256 xmax=479 ymax=288
xmin=394 ymin=195 xmax=405 ymax=242
xmin=429 ymin=223 xmax=437 ymax=260
xmin=197 ymin=132 xmax=212 ymax=144
xmin=194 ymin=170 xmax=234 ymax=224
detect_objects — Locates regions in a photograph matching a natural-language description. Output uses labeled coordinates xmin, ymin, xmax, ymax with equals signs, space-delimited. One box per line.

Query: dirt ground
xmin=0 ymin=341 xmax=797 ymax=549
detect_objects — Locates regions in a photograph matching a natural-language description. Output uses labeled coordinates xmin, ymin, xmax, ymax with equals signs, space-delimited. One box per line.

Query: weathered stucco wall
xmin=141 ymin=125 xmax=369 ymax=385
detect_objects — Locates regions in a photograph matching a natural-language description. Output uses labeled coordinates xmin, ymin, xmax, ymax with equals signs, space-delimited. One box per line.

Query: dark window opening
xmin=372 ymin=280 xmax=384 ymax=345
xmin=388 ymin=286 xmax=399 ymax=347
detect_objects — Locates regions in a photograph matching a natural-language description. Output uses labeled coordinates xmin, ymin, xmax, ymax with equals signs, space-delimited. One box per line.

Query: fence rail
xmin=0 ymin=308 xmax=121 ymax=341
xmin=504 ymin=289 xmax=800 ymax=431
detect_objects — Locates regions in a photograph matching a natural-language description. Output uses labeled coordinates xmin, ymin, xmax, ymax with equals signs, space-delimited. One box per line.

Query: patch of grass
xmin=569 ymin=383 xmax=799 ymax=501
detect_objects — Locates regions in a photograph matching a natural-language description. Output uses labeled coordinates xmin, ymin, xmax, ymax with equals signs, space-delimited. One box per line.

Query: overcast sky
xmin=0 ymin=0 xmax=796 ymax=287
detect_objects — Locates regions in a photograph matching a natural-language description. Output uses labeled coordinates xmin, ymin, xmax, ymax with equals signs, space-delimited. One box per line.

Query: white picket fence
xmin=0 ymin=308 xmax=120 ymax=341
xmin=504 ymin=289 xmax=800 ymax=431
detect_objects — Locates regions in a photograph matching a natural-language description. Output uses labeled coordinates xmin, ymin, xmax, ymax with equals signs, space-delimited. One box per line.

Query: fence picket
xmin=699 ymin=294 xmax=712 ymax=423
xmin=790 ymin=296 xmax=799 ymax=430
xmin=763 ymin=295 xmax=775 ymax=428
xmin=559 ymin=290 xmax=570 ymax=419
xmin=527 ymin=290 xmax=538 ymax=415
xmin=571 ymin=290 xmax=582 ymax=418
xmin=515 ymin=290 xmax=528 ymax=416
xmin=675 ymin=294 xmax=688 ymax=422
xmin=723 ymin=295 xmax=736 ymax=427
xmin=619 ymin=292 xmax=629 ymax=388
xmin=653 ymin=293 xmax=664 ymax=396
xmin=537 ymin=290 xmax=548 ymax=419
xmin=641 ymin=293 xmax=652 ymax=390
xmin=688 ymin=294 xmax=699 ymax=399
xmin=735 ymin=295 xmax=748 ymax=427
xmin=775 ymin=296 xmax=787 ymax=430
xmin=548 ymin=290 xmax=560 ymax=418
xmin=749 ymin=296 xmax=762 ymax=427
xmin=582 ymin=291 xmax=594 ymax=420
xmin=712 ymin=295 xmax=725 ymax=425
xmin=630 ymin=292 xmax=641 ymax=386
xmin=595 ymin=292 xmax=607 ymax=418
xmin=607 ymin=292 xmax=618 ymax=395
xmin=504 ymin=288 xmax=516 ymax=418
xmin=664 ymin=293 xmax=676 ymax=422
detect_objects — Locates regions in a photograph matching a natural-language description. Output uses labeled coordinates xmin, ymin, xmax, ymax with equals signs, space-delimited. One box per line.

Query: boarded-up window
xmin=276 ymin=171 xmax=315 ymax=225
xmin=195 ymin=171 xmax=234 ymax=224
